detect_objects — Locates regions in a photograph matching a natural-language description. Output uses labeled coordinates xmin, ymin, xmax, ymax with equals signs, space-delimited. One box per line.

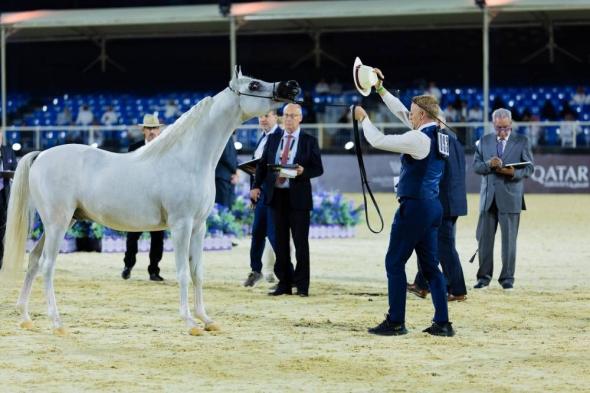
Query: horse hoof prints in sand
xmin=1 ymin=68 xmax=300 ymax=336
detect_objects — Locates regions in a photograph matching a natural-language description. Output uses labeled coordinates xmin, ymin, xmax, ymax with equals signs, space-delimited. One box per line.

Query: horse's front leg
xmin=170 ymin=218 xmax=202 ymax=336
xmin=189 ymin=221 xmax=219 ymax=332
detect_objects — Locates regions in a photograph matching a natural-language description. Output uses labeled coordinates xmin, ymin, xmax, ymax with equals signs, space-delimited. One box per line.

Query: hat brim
xmin=353 ymin=57 xmax=372 ymax=97
xmin=138 ymin=124 xmax=163 ymax=128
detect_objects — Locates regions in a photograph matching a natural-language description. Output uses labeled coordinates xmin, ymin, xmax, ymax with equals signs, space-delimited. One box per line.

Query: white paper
xmin=279 ymin=168 xmax=297 ymax=178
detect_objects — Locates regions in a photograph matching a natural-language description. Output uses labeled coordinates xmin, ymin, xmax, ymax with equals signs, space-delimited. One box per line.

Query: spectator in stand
xmin=468 ymin=106 xmax=483 ymax=122
xmin=541 ymin=100 xmax=557 ymax=121
xmin=315 ymin=78 xmax=330 ymax=95
xmin=75 ymin=105 xmax=94 ymax=126
xmin=570 ymin=86 xmax=589 ymax=106
xmin=444 ymin=104 xmax=459 ymax=122
xmin=56 ymin=107 xmax=72 ymax=126
xmin=329 ymin=79 xmax=343 ymax=95
xmin=100 ymin=105 xmax=119 ymax=126
xmin=424 ymin=81 xmax=442 ymax=102
xmin=164 ymin=100 xmax=181 ymax=120
xmin=561 ymin=112 xmax=581 ymax=147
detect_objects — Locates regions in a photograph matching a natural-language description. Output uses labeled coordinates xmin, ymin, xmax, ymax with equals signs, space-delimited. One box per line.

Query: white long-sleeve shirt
xmin=360 ymin=91 xmax=431 ymax=160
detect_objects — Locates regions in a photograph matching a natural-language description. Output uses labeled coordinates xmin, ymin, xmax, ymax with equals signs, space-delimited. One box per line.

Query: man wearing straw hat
xmin=352 ymin=58 xmax=453 ymax=337
xmin=121 ymin=113 xmax=166 ymax=282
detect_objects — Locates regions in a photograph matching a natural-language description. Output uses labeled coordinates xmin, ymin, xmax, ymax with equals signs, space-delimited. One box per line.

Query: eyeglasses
xmin=283 ymin=114 xmax=301 ymax=119
xmin=494 ymin=126 xmax=512 ymax=132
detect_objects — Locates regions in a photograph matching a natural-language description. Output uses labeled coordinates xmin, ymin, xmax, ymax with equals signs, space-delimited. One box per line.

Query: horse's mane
xmin=134 ymin=96 xmax=214 ymax=159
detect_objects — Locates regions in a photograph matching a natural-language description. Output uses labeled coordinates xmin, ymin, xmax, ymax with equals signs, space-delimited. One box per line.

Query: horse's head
xmin=229 ymin=67 xmax=300 ymax=119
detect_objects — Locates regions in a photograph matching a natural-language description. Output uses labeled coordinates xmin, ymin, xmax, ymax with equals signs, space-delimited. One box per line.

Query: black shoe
xmin=501 ymin=282 xmax=513 ymax=290
xmin=473 ymin=281 xmax=489 ymax=289
xmin=121 ymin=267 xmax=132 ymax=280
xmin=149 ymin=273 xmax=164 ymax=282
xmin=243 ymin=271 xmax=263 ymax=287
xmin=423 ymin=321 xmax=455 ymax=337
xmin=368 ymin=316 xmax=408 ymax=336
xmin=268 ymin=286 xmax=292 ymax=296
xmin=296 ymin=290 xmax=309 ymax=297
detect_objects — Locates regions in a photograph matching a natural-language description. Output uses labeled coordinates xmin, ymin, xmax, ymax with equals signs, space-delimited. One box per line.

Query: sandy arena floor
xmin=0 ymin=193 xmax=589 ymax=392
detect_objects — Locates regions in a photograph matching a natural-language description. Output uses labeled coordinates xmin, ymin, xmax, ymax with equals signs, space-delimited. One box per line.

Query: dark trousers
xmin=215 ymin=178 xmax=235 ymax=208
xmin=414 ymin=216 xmax=467 ymax=296
xmin=0 ymin=192 xmax=6 ymax=270
xmin=385 ymin=198 xmax=448 ymax=324
xmin=124 ymin=231 xmax=164 ymax=275
xmin=271 ymin=188 xmax=311 ymax=293
xmin=250 ymin=191 xmax=277 ymax=273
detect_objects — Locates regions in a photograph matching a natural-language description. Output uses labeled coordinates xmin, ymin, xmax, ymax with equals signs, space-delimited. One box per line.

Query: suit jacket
xmin=1 ymin=145 xmax=18 ymax=203
xmin=250 ymin=126 xmax=284 ymax=190
xmin=215 ymin=138 xmax=238 ymax=181
xmin=254 ymin=130 xmax=323 ymax=211
xmin=473 ymin=132 xmax=534 ymax=213
xmin=128 ymin=140 xmax=145 ymax=153
xmin=439 ymin=131 xmax=467 ymax=218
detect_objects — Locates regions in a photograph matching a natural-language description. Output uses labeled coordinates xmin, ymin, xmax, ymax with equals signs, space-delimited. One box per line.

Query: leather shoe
xmin=368 ymin=315 xmax=408 ymax=336
xmin=149 ymin=273 xmax=164 ymax=282
xmin=423 ymin=321 xmax=455 ymax=337
xmin=501 ymin=282 xmax=513 ymax=290
xmin=448 ymin=294 xmax=467 ymax=302
xmin=473 ymin=281 xmax=489 ymax=289
xmin=268 ymin=287 xmax=292 ymax=296
xmin=121 ymin=267 xmax=131 ymax=280
xmin=296 ymin=290 xmax=309 ymax=297
xmin=407 ymin=283 xmax=428 ymax=299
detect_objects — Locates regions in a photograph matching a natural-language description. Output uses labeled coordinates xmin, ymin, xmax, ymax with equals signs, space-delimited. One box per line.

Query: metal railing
xmin=3 ymin=121 xmax=590 ymax=153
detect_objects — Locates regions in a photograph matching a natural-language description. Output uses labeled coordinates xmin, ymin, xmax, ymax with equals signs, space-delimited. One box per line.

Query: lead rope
xmin=351 ymin=105 xmax=384 ymax=234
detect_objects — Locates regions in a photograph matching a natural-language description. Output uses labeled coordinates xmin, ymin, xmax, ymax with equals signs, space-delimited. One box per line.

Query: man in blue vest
xmin=353 ymin=70 xmax=453 ymax=336
xmin=408 ymin=120 xmax=468 ymax=302
xmin=243 ymin=110 xmax=281 ymax=287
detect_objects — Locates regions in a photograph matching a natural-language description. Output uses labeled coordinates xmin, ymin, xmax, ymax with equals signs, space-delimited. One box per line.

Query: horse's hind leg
xmin=16 ymin=233 xmax=45 ymax=329
xmin=40 ymin=220 xmax=70 ymax=335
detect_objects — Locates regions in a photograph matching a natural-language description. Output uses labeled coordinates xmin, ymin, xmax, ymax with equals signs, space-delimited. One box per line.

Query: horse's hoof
xmin=19 ymin=320 xmax=34 ymax=330
xmin=205 ymin=322 xmax=221 ymax=332
xmin=188 ymin=327 xmax=205 ymax=336
xmin=53 ymin=327 xmax=68 ymax=336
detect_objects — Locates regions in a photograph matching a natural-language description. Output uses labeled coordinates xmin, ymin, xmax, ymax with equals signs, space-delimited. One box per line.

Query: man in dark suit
xmin=215 ymin=135 xmax=238 ymax=208
xmin=122 ymin=114 xmax=165 ymax=282
xmin=408 ymin=127 xmax=469 ymax=301
xmin=473 ymin=108 xmax=534 ymax=290
xmin=0 ymin=134 xmax=17 ymax=270
xmin=250 ymin=103 xmax=323 ymax=297
xmin=243 ymin=110 xmax=281 ymax=287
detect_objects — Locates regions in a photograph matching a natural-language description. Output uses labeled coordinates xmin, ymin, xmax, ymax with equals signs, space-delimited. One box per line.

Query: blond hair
xmin=411 ymin=95 xmax=440 ymax=121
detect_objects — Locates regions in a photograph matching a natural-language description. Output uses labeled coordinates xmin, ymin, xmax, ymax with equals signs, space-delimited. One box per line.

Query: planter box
xmin=26 ymin=238 xmax=77 ymax=254
xmin=100 ymin=235 xmax=232 ymax=253
xmin=309 ymin=225 xmax=356 ymax=239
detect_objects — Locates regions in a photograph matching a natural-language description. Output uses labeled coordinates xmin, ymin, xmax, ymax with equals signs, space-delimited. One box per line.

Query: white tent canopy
xmin=2 ymin=0 xmax=590 ymax=129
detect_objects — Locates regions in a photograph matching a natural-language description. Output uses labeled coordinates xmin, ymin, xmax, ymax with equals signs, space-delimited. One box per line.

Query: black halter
xmin=228 ymin=81 xmax=302 ymax=104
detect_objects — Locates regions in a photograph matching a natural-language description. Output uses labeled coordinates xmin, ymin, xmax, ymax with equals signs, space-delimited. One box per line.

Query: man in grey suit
xmin=473 ymin=108 xmax=534 ymax=290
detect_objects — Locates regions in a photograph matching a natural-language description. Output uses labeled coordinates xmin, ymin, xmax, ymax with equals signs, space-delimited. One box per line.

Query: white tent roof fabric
xmin=2 ymin=0 xmax=590 ymax=42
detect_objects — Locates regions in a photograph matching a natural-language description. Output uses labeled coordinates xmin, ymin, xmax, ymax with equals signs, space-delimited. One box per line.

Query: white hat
xmin=138 ymin=113 xmax=164 ymax=128
xmin=353 ymin=57 xmax=379 ymax=97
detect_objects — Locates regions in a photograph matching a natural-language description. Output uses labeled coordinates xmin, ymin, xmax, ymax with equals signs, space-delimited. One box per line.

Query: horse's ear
xmin=238 ymin=66 xmax=243 ymax=79
xmin=234 ymin=65 xmax=239 ymax=80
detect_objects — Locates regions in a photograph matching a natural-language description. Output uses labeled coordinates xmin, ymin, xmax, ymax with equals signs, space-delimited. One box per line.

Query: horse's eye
xmin=249 ymin=81 xmax=261 ymax=91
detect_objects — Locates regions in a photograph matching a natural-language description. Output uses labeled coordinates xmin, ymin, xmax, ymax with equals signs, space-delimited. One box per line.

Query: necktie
xmin=277 ymin=134 xmax=293 ymax=184
xmin=496 ymin=139 xmax=505 ymax=158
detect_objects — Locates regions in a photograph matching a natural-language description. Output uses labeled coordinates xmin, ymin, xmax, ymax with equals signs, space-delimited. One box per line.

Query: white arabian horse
xmin=1 ymin=69 xmax=300 ymax=336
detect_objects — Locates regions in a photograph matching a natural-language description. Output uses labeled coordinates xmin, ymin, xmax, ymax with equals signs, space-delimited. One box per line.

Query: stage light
xmin=344 ymin=141 xmax=355 ymax=150
xmin=234 ymin=141 xmax=243 ymax=150
xmin=475 ymin=0 xmax=486 ymax=9
xmin=12 ymin=143 xmax=21 ymax=151
xmin=219 ymin=0 xmax=232 ymax=17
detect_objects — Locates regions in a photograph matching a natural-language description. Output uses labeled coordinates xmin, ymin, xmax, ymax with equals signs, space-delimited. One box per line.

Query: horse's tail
xmin=1 ymin=151 xmax=41 ymax=279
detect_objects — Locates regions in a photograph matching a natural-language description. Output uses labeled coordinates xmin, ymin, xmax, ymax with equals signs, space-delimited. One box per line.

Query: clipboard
xmin=237 ymin=158 xmax=260 ymax=176
xmin=267 ymin=164 xmax=298 ymax=171
xmin=503 ymin=161 xmax=532 ymax=169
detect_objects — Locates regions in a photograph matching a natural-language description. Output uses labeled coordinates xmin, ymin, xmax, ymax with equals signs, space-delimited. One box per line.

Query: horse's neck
xmin=175 ymin=88 xmax=243 ymax=173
